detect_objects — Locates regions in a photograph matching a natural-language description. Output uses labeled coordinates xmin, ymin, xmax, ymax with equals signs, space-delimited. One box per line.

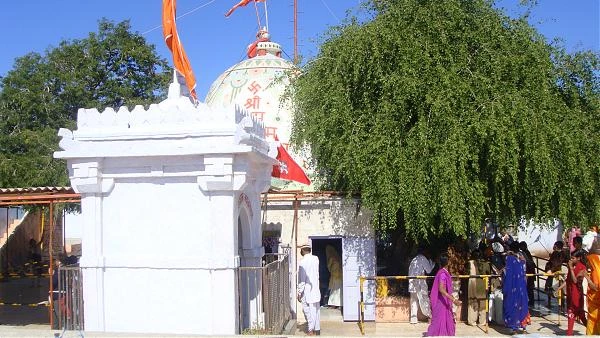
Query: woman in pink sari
xmin=427 ymin=253 xmax=461 ymax=336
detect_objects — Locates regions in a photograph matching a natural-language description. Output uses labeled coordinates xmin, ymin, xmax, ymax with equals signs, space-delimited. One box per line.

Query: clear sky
xmin=0 ymin=0 xmax=598 ymax=100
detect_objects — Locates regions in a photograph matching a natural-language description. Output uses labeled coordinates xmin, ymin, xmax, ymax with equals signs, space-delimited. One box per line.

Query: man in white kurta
xmin=298 ymin=244 xmax=321 ymax=335
xmin=408 ymin=249 xmax=434 ymax=324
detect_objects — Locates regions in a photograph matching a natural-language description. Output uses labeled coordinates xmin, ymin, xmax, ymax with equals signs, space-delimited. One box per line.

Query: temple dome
xmin=205 ymin=41 xmax=296 ymax=144
xmin=205 ymin=37 xmax=312 ymax=190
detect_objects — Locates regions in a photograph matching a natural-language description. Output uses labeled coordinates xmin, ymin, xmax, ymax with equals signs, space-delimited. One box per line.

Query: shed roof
xmin=0 ymin=186 xmax=80 ymax=206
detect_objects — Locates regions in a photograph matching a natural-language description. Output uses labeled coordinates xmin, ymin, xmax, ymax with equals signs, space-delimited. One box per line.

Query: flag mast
xmin=293 ymin=0 xmax=298 ymax=65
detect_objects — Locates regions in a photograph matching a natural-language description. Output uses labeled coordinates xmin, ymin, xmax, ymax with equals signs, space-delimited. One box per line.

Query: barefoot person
xmin=558 ymin=250 xmax=596 ymax=335
xmin=427 ymin=253 xmax=460 ymax=336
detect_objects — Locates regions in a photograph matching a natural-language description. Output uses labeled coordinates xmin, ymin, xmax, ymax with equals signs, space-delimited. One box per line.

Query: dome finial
xmin=246 ymin=28 xmax=281 ymax=59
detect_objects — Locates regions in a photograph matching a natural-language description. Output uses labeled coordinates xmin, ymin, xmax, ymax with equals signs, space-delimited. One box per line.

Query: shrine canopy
xmin=0 ymin=187 xmax=80 ymax=206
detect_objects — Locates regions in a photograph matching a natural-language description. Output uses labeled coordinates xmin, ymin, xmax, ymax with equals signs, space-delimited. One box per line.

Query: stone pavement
xmin=292 ymin=306 xmax=586 ymax=337
xmin=296 ymin=317 xmax=584 ymax=337
xmin=0 ymin=313 xmax=587 ymax=337
xmin=0 ymin=277 xmax=587 ymax=337
xmin=0 ymin=316 xmax=587 ymax=338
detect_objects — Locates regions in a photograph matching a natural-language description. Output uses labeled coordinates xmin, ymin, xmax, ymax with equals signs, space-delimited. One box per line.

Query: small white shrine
xmin=54 ymin=81 xmax=275 ymax=335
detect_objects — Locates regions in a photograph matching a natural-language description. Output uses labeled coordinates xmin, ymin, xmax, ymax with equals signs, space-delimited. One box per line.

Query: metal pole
xmin=292 ymin=195 xmax=299 ymax=320
xmin=293 ymin=0 xmax=298 ymax=65
xmin=5 ymin=208 xmax=8 ymax=274
xmin=557 ymin=272 xmax=562 ymax=326
xmin=359 ymin=276 xmax=365 ymax=335
xmin=484 ymin=276 xmax=489 ymax=334
xmin=49 ymin=202 xmax=55 ymax=329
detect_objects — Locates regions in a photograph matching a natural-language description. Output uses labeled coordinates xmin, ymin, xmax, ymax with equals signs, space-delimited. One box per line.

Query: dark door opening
xmin=310 ymin=237 xmax=343 ymax=309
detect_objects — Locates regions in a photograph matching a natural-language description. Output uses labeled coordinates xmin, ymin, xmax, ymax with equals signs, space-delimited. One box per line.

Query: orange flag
xmin=162 ymin=0 xmax=197 ymax=102
xmin=225 ymin=0 xmax=265 ymax=17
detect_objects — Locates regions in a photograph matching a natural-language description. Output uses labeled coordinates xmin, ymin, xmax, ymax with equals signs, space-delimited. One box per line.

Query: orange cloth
xmin=162 ymin=0 xmax=197 ymax=102
xmin=225 ymin=0 xmax=265 ymax=17
xmin=587 ymin=254 xmax=600 ymax=335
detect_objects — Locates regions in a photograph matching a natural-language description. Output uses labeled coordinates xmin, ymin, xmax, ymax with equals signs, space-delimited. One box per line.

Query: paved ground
xmin=0 ymin=277 xmax=587 ymax=337
xmin=0 ymin=275 xmax=49 ymax=326
xmin=294 ymin=307 xmax=585 ymax=337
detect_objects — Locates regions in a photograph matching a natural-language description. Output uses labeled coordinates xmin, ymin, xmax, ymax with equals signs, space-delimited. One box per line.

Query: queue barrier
xmin=358 ymin=272 xmax=565 ymax=335
xmin=0 ymin=301 xmax=49 ymax=307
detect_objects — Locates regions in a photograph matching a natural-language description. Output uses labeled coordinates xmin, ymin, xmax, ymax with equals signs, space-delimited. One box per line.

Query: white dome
xmin=205 ymin=42 xmax=313 ymax=190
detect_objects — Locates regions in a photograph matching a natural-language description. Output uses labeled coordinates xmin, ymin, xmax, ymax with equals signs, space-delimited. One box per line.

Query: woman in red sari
xmin=562 ymin=250 xmax=597 ymax=335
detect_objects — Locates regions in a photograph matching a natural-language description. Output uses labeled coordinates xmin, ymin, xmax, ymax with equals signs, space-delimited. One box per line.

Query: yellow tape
xmin=0 ymin=302 xmax=48 ymax=307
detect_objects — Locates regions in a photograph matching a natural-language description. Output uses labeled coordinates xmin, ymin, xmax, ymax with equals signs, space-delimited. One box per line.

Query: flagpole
xmin=253 ymin=0 xmax=262 ymax=30
xmin=264 ymin=0 xmax=269 ymax=32
xmin=293 ymin=0 xmax=298 ymax=64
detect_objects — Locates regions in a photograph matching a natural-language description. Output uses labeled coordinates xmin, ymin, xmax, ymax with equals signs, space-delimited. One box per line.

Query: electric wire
xmin=141 ymin=0 xmax=218 ymax=35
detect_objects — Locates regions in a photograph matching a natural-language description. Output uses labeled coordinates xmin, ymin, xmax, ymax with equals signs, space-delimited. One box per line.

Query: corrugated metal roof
xmin=0 ymin=186 xmax=75 ymax=194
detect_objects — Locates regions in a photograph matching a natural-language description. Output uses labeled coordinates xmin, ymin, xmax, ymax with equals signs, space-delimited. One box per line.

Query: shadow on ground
xmin=0 ymin=276 xmax=49 ymax=326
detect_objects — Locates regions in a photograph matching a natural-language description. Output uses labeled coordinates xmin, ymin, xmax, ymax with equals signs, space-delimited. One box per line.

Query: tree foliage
xmin=290 ymin=0 xmax=600 ymax=240
xmin=0 ymin=19 xmax=172 ymax=188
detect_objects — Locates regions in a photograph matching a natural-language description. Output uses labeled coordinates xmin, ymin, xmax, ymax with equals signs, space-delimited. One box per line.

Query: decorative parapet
xmin=56 ymin=96 xmax=268 ymax=156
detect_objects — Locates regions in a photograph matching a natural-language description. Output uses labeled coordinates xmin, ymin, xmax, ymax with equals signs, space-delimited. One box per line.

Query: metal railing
xmin=238 ymin=253 xmax=291 ymax=334
xmin=55 ymin=265 xmax=84 ymax=331
xmin=358 ymin=272 xmax=565 ymax=335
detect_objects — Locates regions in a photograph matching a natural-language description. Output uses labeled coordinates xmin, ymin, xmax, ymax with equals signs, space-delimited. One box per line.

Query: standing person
xmin=519 ymin=241 xmax=537 ymax=307
xmin=488 ymin=241 xmax=505 ymax=324
xmin=572 ymin=236 xmax=587 ymax=267
xmin=557 ymin=250 xmax=596 ymax=335
xmin=567 ymin=226 xmax=582 ymax=254
xmin=586 ymin=229 xmax=600 ymax=335
xmin=325 ymin=245 xmax=342 ymax=309
xmin=427 ymin=253 xmax=461 ymax=336
xmin=503 ymin=242 xmax=529 ymax=335
xmin=447 ymin=244 xmax=467 ymax=321
xmin=297 ymin=243 xmax=321 ymax=336
xmin=467 ymin=250 xmax=490 ymax=326
xmin=408 ymin=247 xmax=434 ymax=324
xmin=545 ymin=241 xmax=566 ymax=307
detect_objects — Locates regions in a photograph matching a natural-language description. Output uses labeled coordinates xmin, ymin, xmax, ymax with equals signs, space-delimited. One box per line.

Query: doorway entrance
xmin=310 ymin=236 xmax=343 ymax=319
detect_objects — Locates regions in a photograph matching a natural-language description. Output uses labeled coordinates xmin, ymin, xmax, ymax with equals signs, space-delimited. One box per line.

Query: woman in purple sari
xmin=502 ymin=241 xmax=529 ymax=334
xmin=427 ymin=253 xmax=461 ymax=336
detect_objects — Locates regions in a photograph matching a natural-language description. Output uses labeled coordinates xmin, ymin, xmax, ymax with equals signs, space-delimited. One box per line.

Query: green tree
xmin=0 ymin=19 xmax=172 ymax=188
xmin=290 ymin=0 xmax=600 ymax=240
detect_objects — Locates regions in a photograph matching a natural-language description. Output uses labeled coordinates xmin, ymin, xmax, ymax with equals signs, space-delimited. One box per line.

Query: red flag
xmin=271 ymin=136 xmax=311 ymax=185
xmin=225 ymin=0 xmax=265 ymax=17
xmin=162 ymin=0 xmax=198 ymax=102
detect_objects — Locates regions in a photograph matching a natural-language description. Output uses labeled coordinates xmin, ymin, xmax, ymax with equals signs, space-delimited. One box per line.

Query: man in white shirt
xmin=297 ymin=243 xmax=321 ymax=335
xmin=408 ymin=248 xmax=434 ymax=324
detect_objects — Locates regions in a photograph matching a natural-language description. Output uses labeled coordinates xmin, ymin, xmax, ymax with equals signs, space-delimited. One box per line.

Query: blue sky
xmin=0 ymin=0 xmax=598 ymax=100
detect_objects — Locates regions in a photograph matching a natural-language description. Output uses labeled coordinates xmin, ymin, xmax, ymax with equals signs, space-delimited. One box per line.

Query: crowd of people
xmin=407 ymin=226 xmax=600 ymax=337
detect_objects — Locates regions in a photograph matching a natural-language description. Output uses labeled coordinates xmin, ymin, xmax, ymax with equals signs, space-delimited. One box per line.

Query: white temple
xmin=54 ymin=81 xmax=275 ymax=334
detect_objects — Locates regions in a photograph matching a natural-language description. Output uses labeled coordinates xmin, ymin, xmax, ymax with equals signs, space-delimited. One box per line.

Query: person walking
xmin=427 ymin=253 xmax=460 ymax=336
xmin=297 ymin=243 xmax=321 ymax=336
xmin=408 ymin=247 xmax=434 ymax=324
